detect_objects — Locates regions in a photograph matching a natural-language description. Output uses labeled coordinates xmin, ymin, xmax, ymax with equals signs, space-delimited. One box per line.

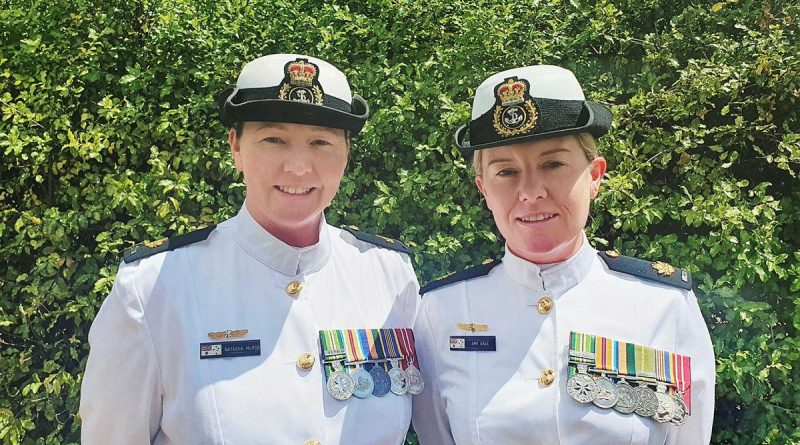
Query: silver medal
xmin=653 ymin=383 xmax=677 ymax=423
xmin=351 ymin=366 xmax=375 ymax=399
xmin=567 ymin=364 xmax=597 ymax=404
xmin=388 ymin=360 xmax=409 ymax=395
xmin=633 ymin=384 xmax=658 ymax=418
xmin=370 ymin=364 xmax=391 ymax=397
xmin=613 ymin=378 xmax=638 ymax=414
xmin=405 ymin=363 xmax=425 ymax=395
xmin=671 ymin=392 xmax=689 ymax=425
xmin=592 ymin=375 xmax=619 ymax=409
xmin=327 ymin=361 xmax=355 ymax=401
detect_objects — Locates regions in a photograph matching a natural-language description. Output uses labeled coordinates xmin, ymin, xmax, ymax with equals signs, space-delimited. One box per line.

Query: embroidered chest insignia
xmin=207 ymin=329 xmax=249 ymax=340
xmin=492 ymin=76 xmax=539 ymax=137
xmin=456 ymin=322 xmax=489 ymax=333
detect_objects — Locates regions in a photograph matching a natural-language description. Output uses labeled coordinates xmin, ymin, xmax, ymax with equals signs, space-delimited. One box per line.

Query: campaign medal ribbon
xmin=397 ymin=328 xmax=424 ymax=394
xmin=652 ymin=349 xmax=678 ymax=423
xmin=672 ymin=353 xmax=691 ymax=425
xmin=345 ymin=329 xmax=374 ymax=398
xmin=384 ymin=330 xmax=409 ymax=395
xmin=612 ymin=338 xmax=638 ymax=414
xmin=592 ymin=336 xmax=619 ymax=409
xmin=568 ymin=331 xmax=596 ymax=365
xmin=567 ymin=332 xmax=597 ymax=403
xmin=368 ymin=329 xmax=391 ymax=396
xmin=633 ymin=344 xmax=659 ymax=417
xmin=320 ymin=330 xmax=354 ymax=400
xmin=319 ymin=330 xmax=346 ymax=370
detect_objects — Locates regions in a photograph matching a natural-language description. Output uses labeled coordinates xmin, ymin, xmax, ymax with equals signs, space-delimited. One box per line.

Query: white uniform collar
xmin=502 ymin=232 xmax=595 ymax=294
xmin=233 ymin=204 xmax=332 ymax=276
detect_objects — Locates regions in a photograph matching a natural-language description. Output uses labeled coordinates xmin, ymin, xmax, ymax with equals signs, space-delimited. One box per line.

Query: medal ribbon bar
xmin=676 ymin=353 xmax=692 ymax=414
xmin=567 ymin=331 xmax=692 ymax=419
xmin=636 ymin=343 xmax=658 ymax=383
xmin=396 ymin=328 xmax=418 ymax=370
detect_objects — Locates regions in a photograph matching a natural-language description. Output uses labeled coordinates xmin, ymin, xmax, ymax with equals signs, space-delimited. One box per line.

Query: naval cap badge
xmin=278 ymin=58 xmax=324 ymax=104
xmin=492 ymin=76 xmax=539 ymax=137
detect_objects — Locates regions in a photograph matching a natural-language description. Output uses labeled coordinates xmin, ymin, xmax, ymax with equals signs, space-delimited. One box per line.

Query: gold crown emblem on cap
xmin=497 ymin=78 xmax=527 ymax=106
xmin=287 ymin=60 xmax=317 ymax=86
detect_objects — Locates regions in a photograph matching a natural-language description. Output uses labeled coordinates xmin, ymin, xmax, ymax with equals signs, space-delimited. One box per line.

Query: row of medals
xmin=566 ymin=363 xmax=688 ymax=426
xmin=326 ymin=358 xmax=425 ymax=401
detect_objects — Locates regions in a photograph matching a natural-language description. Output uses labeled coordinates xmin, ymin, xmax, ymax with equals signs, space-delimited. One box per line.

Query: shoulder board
xmin=420 ymin=259 xmax=501 ymax=295
xmin=340 ymin=225 xmax=410 ymax=254
xmin=123 ymin=225 xmax=217 ymax=264
xmin=597 ymin=251 xmax=692 ymax=290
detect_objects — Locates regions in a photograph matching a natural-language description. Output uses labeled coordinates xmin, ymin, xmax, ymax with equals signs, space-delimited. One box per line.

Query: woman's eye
xmin=263 ymin=136 xmax=283 ymax=144
xmin=310 ymin=139 xmax=332 ymax=146
xmin=497 ymin=168 xmax=516 ymax=177
xmin=543 ymin=161 xmax=564 ymax=169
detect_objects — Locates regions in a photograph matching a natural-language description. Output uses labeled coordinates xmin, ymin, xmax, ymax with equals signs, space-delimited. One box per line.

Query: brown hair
xmin=472 ymin=132 xmax=599 ymax=176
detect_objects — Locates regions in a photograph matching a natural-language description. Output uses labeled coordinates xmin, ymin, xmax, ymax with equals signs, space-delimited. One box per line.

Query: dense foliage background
xmin=1 ymin=0 xmax=798 ymax=443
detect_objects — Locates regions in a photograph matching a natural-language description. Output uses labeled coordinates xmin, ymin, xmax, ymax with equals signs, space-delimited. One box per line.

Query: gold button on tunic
xmin=286 ymin=280 xmax=304 ymax=296
xmin=297 ymin=352 xmax=315 ymax=370
xmin=537 ymin=296 xmax=553 ymax=314
xmin=539 ymin=368 xmax=556 ymax=387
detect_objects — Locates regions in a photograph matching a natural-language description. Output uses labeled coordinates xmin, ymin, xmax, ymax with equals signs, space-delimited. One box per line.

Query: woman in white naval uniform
xmin=80 ymin=54 xmax=419 ymax=445
xmin=412 ymin=65 xmax=714 ymax=444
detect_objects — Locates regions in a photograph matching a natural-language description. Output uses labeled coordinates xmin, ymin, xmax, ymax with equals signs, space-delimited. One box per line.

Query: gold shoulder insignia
xmin=144 ymin=238 xmax=167 ymax=249
xmin=651 ymin=261 xmax=676 ymax=277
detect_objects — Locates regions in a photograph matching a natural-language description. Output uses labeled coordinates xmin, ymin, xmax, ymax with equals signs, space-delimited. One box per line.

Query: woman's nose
xmin=517 ymin=175 xmax=546 ymax=202
xmin=283 ymin=148 xmax=312 ymax=176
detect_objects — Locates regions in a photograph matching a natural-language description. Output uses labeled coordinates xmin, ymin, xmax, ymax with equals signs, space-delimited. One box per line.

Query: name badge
xmin=200 ymin=339 xmax=261 ymax=359
xmin=449 ymin=336 xmax=496 ymax=351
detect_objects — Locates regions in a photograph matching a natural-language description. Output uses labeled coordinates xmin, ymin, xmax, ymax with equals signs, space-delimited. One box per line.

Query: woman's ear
xmin=229 ymin=128 xmax=243 ymax=172
xmin=589 ymin=156 xmax=607 ymax=199
xmin=475 ymin=175 xmax=492 ymax=210
xmin=475 ymin=175 xmax=487 ymax=197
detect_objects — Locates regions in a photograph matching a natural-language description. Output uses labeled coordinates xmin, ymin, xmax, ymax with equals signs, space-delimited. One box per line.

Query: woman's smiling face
xmin=229 ymin=121 xmax=349 ymax=246
xmin=475 ymin=135 xmax=606 ymax=264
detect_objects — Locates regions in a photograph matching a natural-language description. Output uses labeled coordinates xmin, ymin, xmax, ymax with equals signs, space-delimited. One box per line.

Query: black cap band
xmin=231 ymin=87 xmax=354 ymax=113
xmin=456 ymin=100 xmax=612 ymax=152
xmin=217 ymin=87 xmax=369 ymax=134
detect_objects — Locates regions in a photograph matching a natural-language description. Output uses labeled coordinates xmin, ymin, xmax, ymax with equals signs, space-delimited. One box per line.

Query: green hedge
xmin=1 ymin=0 xmax=799 ymax=443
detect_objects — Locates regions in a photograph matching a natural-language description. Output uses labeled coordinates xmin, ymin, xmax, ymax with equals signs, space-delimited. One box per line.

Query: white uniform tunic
xmin=80 ymin=206 xmax=420 ymax=445
xmin=412 ymin=236 xmax=714 ymax=445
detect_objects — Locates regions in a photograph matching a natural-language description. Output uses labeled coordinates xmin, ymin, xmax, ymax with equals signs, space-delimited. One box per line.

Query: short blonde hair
xmin=472 ymin=132 xmax=599 ymax=176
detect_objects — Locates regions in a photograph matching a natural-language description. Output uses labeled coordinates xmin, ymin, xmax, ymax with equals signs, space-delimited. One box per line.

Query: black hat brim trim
xmin=219 ymin=90 xmax=369 ymax=134
xmin=455 ymin=101 xmax=611 ymax=153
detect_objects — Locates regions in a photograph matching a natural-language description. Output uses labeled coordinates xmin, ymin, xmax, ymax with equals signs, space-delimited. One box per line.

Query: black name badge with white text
xmin=200 ymin=339 xmax=261 ymax=359
xmin=449 ymin=336 xmax=496 ymax=352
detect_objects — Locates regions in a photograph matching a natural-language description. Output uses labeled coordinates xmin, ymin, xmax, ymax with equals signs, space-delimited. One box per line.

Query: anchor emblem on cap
xmin=492 ymin=77 xmax=538 ymax=137
xmin=278 ymin=58 xmax=324 ymax=105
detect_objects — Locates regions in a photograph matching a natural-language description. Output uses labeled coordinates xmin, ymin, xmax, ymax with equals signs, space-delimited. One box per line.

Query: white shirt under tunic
xmin=80 ymin=205 xmax=420 ymax=445
xmin=412 ymin=235 xmax=714 ymax=445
